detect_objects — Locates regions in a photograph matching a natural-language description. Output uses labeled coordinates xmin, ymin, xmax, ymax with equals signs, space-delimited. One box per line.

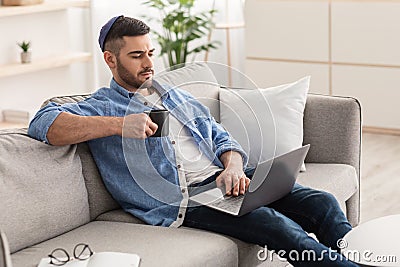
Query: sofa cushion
xmin=298 ymin=163 xmax=358 ymax=212
xmin=95 ymin=209 xmax=146 ymax=224
xmin=11 ymin=221 xmax=239 ymax=267
xmin=0 ymin=129 xmax=90 ymax=253
xmin=93 ymin=209 xmax=289 ymax=266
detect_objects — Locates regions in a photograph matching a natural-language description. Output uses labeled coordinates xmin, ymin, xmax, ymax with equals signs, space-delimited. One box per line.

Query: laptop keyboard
xmin=208 ymin=194 xmax=245 ymax=215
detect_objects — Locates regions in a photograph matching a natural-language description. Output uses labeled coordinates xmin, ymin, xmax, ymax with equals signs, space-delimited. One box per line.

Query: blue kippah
xmin=98 ymin=15 xmax=124 ymax=52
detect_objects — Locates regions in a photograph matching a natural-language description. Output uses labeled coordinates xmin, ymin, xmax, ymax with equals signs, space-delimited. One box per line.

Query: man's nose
xmin=143 ymin=54 xmax=153 ymax=69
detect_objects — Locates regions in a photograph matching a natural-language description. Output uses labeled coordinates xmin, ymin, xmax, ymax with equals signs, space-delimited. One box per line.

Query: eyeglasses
xmin=48 ymin=243 xmax=93 ymax=266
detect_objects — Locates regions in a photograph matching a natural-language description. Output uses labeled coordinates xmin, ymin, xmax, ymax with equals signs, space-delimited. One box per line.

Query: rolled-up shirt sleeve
xmin=28 ymin=103 xmax=63 ymax=144
xmin=28 ymin=99 xmax=105 ymax=144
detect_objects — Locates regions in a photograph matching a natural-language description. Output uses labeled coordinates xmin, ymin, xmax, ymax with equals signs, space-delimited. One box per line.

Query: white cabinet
xmin=332 ymin=1 xmax=400 ymax=66
xmin=245 ymin=0 xmax=329 ymax=62
xmin=0 ymin=0 xmax=93 ymax=128
xmin=245 ymin=0 xmax=400 ymax=133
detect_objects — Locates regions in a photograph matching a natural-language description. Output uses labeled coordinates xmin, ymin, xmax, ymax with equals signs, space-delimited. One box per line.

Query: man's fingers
xmin=233 ymin=181 xmax=239 ymax=196
xmin=225 ymin=176 xmax=233 ymax=195
xmin=145 ymin=117 xmax=158 ymax=137
xmin=239 ymin=177 xmax=246 ymax=195
xmin=216 ymin=172 xmax=248 ymax=196
xmin=148 ymin=120 xmax=158 ymax=133
xmin=245 ymin=177 xmax=250 ymax=191
xmin=233 ymin=176 xmax=246 ymax=196
xmin=144 ymin=126 xmax=154 ymax=137
xmin=232 ymin=174 xmax=241 ymax=196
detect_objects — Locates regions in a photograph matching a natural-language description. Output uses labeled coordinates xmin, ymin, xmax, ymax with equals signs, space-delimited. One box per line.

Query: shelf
xmin=0 ymin=0 xmax=89 ymax=18
xmin=0 ymin=52 xmax=91 ymax=78
xmin=215 ymin=22 xmax=245 ymax=30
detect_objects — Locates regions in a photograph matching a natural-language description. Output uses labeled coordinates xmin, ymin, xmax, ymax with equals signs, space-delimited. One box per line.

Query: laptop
xmin=190 ymin=144 xmax=310 ymax=216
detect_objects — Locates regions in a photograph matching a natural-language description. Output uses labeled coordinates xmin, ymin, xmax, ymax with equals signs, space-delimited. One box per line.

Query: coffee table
xmin=341 ymin=214 xmax=400 ymax=266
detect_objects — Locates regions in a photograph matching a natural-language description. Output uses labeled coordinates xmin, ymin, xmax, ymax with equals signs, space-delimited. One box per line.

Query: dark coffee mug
xmin=145 ymin=109 xmax=169 ymax=137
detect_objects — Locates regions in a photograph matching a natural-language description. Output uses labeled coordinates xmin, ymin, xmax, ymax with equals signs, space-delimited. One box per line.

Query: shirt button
xmin=177 ymin=164 xmax=181 ymax=169
xmin=171 ymin=140 xmax=176 ymax=145
xmin=144 ymin=102 xmax=148 ymax=106
xmin=178 ymin=213 xmax=183 ymax=218
xmin=181 ymin=188 xmax=186 ymax=193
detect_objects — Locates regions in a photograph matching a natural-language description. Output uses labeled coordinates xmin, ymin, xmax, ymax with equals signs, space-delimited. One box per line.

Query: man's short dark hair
xmin=104 ymin=17 xmax=150 ymax=55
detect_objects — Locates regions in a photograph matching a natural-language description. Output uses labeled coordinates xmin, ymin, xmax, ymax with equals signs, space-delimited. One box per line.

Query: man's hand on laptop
xmin=216 ymin=169 xmax=250 ymax=197
xmin=218 ymin=151 xmax=250 ymax=197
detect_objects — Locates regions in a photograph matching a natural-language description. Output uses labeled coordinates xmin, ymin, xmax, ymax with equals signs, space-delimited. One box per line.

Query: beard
xmin=116 ymin=59 xmax=153 ymax=90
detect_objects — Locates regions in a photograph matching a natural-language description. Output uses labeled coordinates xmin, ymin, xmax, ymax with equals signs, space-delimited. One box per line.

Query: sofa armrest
xmin=303 ymin=94 xmax=361 ymax=226
xmin=0 ymin=230 xmax=12 ymax=267
xmin=303 ymin=94 xmax=361 ymax=173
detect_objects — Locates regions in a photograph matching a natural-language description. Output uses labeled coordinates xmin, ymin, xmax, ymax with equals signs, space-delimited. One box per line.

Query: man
xmin=29 ymin=16 xmax=357 ymax=266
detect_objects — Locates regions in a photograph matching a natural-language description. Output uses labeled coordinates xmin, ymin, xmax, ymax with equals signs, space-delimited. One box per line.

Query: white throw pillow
xmin=219 ymin=76 xmax=310 ymax=171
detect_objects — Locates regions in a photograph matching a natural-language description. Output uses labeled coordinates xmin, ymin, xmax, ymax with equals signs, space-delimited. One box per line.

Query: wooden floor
xmin=361 ymin=133 xmax=400 ymax=223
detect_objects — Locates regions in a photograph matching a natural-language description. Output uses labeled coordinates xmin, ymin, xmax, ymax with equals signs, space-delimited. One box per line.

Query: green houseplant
xmin=17 ymin=41 xmax=31 ymax=63
xmin=143 ymin=0 xmax=218 ymax=69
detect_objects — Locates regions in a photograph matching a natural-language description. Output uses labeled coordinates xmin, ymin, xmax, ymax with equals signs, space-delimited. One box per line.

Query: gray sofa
xmin=0 ymin=65 xmax=361 ymax=267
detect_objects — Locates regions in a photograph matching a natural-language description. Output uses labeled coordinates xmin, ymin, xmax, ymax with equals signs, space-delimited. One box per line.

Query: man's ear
xmin=104 ymin=51 xmax=117 ymax=69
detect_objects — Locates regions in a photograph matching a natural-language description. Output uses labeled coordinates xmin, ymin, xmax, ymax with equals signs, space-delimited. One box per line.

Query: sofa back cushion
xmin=0 ymin=129 xmax=90 ymax=253
xmin=76 ymin=143 xmax=120 ymax=220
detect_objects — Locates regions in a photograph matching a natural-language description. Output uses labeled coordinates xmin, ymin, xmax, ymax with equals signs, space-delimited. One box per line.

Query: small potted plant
xmin=17 ymin=41 xmax=31 ymax=64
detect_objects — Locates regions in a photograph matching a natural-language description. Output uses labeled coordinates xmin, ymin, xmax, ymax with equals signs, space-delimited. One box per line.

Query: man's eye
xmin=149 ymin=54 xmax=154 ymax=57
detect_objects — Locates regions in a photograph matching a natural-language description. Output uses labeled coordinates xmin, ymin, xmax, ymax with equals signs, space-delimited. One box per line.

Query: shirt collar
xmin=110 ymin=78 xmax=135 ymax=98
xmin=109 ymin=78 xmax=170 ymax=100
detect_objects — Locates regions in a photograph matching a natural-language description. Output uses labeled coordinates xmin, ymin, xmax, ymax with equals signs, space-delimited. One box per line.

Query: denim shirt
xmin=28 ymin=79 xmax=248 ymax=227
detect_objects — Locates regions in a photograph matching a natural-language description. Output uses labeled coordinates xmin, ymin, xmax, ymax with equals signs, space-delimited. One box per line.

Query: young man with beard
xmin=28 ymin=16 xmax=358 ymax=266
